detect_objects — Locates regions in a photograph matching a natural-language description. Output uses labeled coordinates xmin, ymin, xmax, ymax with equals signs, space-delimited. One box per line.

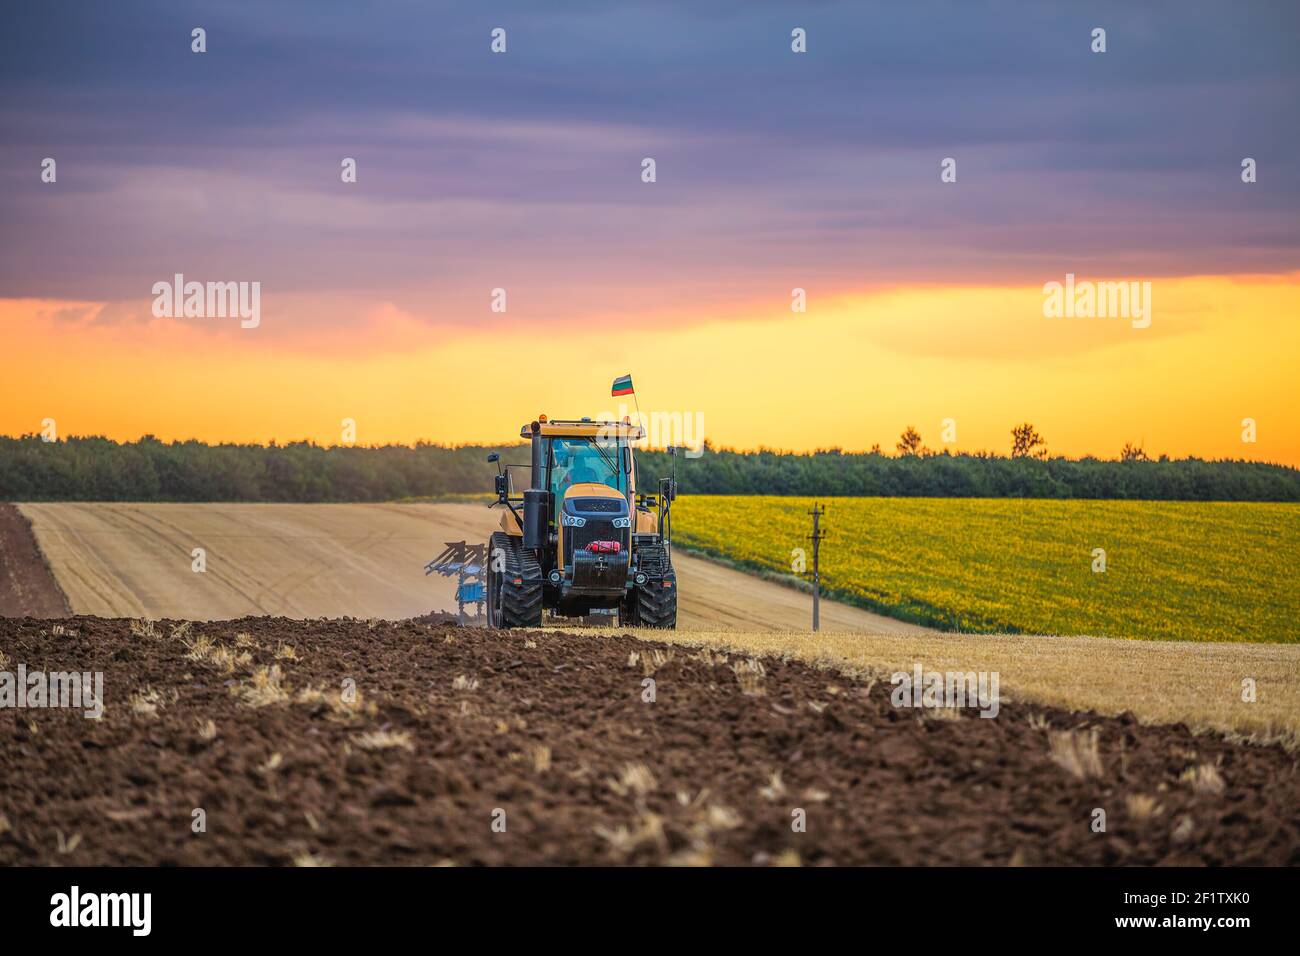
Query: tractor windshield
xmin=549 ymin=436 xmax=626 ymax=497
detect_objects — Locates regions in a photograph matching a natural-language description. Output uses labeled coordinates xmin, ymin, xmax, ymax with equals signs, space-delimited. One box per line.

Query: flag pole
xmin=615 ymin=374 xmax=641 ymax=433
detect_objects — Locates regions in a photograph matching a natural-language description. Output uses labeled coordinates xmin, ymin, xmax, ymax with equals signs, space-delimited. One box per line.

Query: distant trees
xmin=0 ymin=436 xmax=510 ymax=503
xmin=2 ymin=434 xmax=1298 ymax=503
xmin=636 ymin=445 xmax=1300 ymax=502
xmin=1120 ymin=442 xmax=1149 ymax=462
xmin=1010 ymin=423 xmax=1048 ymax=459
xmin=896 ymin=426 xmax=925 ymax=457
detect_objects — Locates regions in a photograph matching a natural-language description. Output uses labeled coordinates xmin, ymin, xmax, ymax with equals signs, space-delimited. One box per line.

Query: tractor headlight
xmin=561 ymin=512 xmax=586 ymax=528
xmin=612 ymin=516 xmax=631 ymax=529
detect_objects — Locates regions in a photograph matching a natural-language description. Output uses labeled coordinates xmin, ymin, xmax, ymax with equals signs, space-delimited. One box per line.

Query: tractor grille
xmin=562 ymin=495 xmax=630 ymax=570
xmin=567 ymin=518 xmax=631 ymax=559
xmin=572 ymin=497 xmax=622 ymax=513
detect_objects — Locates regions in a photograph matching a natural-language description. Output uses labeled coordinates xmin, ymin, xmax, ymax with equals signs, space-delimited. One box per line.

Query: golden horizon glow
xmin=3 ymin=272 xmax=1298 ymax=465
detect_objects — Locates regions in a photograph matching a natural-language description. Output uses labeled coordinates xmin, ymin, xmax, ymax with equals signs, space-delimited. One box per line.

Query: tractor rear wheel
xmin=486 ymin=532 xmax=543 ymax=629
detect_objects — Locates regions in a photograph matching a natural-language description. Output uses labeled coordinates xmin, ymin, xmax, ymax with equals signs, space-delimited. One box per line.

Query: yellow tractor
xmin=483 ymin=416 xmax=678 ymax=629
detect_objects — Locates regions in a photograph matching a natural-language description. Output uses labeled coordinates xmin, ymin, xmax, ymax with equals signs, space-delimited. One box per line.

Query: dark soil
xmin=0 ymin=505 xmax=69 ymax=618
xmin=0 ymin=616 xmax=1296 ymax=865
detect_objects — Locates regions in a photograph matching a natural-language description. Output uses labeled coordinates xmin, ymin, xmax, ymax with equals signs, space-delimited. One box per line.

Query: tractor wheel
xmin=487 ymin=532 xmax=543 ymax=629
xmin=628 ymin=543 xmax=677 ymax=629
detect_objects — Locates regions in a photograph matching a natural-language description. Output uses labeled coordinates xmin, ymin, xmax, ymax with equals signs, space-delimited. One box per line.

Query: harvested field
xmin=0 ymin=504 xmax=69 ymax=618
xmin=641 ymin=628 xmax=1300 ymax=748
xmin=1 ymin=616 xmax=1297 ymax=866
xmin=17 ymin=501 xmax=923 ymax=632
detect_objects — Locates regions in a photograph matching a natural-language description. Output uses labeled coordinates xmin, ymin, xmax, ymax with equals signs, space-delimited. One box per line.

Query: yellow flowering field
xmin=672 ymin=496 xmax=1299 ymax=643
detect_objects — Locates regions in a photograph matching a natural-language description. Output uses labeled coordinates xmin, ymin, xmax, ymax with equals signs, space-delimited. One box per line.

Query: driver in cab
xmin=554 ymin=446 xmax=599 ymax=491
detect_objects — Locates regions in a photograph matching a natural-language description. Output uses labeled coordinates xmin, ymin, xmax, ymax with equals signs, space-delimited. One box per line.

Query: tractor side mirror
xmin=487 ymin=452 xmax=500 ymax=463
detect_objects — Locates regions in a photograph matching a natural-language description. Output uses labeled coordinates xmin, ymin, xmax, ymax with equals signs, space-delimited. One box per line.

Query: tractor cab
xmin=518 ymin=417 xmax=646 ymax=528
xmin=547 ymin=432 xmax=627 ymax=499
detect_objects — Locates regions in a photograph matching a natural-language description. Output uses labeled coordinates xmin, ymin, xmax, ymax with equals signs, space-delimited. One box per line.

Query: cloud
xmin=0 ymin=0 xmax=1296 ymax=325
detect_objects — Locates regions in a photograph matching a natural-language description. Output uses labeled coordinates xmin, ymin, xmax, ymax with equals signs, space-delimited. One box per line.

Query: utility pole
xmin=808 ymin=503 xmax=827 ymax=632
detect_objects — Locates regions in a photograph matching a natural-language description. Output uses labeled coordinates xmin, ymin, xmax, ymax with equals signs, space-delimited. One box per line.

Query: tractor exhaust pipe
xmin=523 ymin=421 xmax=547 ymax=550
xmin=529 ymin=421 xmax=545 ymax=489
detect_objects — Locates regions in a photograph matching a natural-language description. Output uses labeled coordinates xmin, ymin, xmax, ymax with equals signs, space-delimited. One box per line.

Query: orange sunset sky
xmin=4 ymin=272 xmax=1298 ymax=464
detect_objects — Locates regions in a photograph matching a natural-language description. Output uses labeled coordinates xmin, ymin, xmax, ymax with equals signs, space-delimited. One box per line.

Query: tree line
xmin=1 ymin=434 xmax=1297 ymax=502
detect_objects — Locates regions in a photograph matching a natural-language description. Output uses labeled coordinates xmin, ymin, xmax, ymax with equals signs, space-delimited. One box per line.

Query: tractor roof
xmin=519 ymin=418 xmax=645 ymax=440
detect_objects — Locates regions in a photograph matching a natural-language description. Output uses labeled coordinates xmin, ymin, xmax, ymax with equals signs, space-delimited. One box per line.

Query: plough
xmin=425 ymin=540 xmax=488 ymax=624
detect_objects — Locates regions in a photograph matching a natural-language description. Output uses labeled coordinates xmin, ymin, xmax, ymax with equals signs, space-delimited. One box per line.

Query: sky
xmin=1 ymin=0 xmax=1298 ymax=462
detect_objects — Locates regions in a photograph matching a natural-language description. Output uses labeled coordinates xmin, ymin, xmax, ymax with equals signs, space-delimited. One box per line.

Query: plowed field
xmin=1 ymin=616 xmax=1296 ymax=866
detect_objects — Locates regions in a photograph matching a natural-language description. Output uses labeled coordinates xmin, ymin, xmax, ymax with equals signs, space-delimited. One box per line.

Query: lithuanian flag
xmin=611 ymin=374 xmax=634 ymax=397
